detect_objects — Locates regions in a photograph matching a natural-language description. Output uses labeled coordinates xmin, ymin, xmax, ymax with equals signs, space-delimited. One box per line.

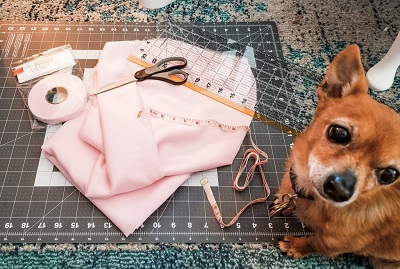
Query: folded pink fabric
xmin=42 ymin=41 xmax=254 ymax=236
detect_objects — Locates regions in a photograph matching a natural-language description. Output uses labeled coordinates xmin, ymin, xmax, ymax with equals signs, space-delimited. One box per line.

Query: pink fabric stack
xmin=42 ymin=41 xmax=253 ymax=236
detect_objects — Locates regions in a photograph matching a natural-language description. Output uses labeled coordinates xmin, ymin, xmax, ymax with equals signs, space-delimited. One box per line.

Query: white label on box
xmin=14 ymin=50 xmax=76 ymax=83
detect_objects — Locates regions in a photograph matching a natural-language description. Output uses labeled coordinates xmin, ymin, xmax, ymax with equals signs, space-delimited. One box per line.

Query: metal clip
xmin=270 ymin=193 xmax=298 ymax=217
xmin=200 ymin=177 xmax=209 ymax=186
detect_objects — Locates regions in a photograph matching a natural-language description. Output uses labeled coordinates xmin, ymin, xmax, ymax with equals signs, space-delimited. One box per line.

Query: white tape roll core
xmin=28 ymin=74 xmax=87 ymax=124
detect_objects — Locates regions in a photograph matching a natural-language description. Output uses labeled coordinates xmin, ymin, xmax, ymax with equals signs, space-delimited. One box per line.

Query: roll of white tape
xmin=28 ymin=74 xmax=87 ymax=124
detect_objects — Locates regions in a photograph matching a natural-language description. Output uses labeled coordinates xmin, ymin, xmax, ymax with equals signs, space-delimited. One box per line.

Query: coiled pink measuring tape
xmin=200 ymin=136 xmax=270 ymax=228
xmin=140 ymin=107 xmax=270 ymax=228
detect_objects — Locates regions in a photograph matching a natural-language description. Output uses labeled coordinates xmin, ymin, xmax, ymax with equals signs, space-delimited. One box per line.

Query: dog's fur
xmin=274 ymin=44 xmax=400 ymax=269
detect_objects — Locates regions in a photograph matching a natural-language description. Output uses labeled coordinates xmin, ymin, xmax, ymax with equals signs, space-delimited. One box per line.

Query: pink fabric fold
xmin=42 ymin=40 xmax=254 ymax=236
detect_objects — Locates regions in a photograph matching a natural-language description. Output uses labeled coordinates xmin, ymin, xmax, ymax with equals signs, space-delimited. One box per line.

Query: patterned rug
xmin=0 ymin=0 xmax=398 ymax=268
xmin=0 ymin=0 xmax=398 ymax=110
xmin=0 ymin=243 xmax=373 ymax=268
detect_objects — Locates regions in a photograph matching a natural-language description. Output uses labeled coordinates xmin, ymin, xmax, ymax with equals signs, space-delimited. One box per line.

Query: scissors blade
xmin=92 ymin=76 xmax=138 ymax=95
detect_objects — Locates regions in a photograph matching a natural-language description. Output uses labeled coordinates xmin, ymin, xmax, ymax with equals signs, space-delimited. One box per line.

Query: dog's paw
xmin=277 ymin=236 xmax=308 ymax=259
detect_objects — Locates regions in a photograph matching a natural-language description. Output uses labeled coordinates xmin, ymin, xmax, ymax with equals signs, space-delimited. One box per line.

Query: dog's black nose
xmin=323 ymin=171 xmax=356 ymax=202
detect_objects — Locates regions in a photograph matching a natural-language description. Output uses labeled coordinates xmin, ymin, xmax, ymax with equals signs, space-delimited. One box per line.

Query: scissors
xmin=93 ymin=56 xmax=189 ymax=95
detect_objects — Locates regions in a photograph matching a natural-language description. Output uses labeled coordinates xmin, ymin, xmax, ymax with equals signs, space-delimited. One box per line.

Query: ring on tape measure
xmin=269 ymin=193 xmax=298 ymax=217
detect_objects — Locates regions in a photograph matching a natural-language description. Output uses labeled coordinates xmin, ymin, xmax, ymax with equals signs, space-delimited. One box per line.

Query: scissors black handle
xmin=134 ymin=57 xmax=188 ymax=85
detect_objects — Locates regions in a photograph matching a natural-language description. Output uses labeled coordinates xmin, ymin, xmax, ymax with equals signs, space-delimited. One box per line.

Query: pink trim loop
xmin=201 ymin=129 xmax=270 ymax=228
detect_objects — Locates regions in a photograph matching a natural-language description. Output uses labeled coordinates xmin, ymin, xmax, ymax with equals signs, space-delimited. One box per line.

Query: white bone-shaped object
xmin=366 ymin=32 xmax=400 ymax=91
xmin=139 ymin=0 xmax=176 ymax=9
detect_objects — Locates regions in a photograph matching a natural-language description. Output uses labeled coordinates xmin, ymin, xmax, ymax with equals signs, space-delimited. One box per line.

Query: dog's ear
xmin=317 ymin=44 xmax=368 ymax=100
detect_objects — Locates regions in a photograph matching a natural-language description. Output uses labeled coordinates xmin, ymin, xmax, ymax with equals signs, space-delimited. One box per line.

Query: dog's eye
xmin=377 ymin=168 xmax=400 ymax=185
xmin=327 ymin=125 xmax=351 ymax=144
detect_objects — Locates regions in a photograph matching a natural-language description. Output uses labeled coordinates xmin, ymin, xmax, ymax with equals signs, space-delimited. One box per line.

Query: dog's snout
xmin=323 ymin=171 xmax=356 ymax=202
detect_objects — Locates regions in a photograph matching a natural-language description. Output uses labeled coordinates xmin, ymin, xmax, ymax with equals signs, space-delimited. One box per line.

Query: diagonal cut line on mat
xmin=22 ymin=189 xmax=78 ymax=235
xmin=0 ymin=130 xmax=40 ymax=147
xmin=149 ymin=194 xmax=175 ymax=234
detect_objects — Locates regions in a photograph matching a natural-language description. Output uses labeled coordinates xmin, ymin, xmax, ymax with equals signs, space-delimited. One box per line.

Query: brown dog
xmin=273 ymin=44 xmax=400 ymax=268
